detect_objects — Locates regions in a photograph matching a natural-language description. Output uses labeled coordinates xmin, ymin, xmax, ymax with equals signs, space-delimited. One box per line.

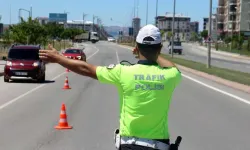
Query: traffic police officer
xmin=39 ymin=24 xmax=182 ymax=150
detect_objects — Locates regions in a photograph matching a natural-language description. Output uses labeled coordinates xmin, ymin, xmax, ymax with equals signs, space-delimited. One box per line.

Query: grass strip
xmin=162 ymin=54 xmax=250 ymax=86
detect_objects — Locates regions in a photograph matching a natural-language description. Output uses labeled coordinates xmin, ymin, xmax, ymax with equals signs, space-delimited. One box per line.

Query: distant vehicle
xmin=107 ymin=37 xmax=116 ymax=42
xmin=3 ymin=44 xmax=46 ymax=83
xmin=168 ymin=41 xmax=183 ymax=55
xmin=62 ymin=48 xmax=86 ymax=61
xmin=74 ymin=31 xmax=99 ymax=43
xmin=90 ymin=32 xmax=99 ymax=43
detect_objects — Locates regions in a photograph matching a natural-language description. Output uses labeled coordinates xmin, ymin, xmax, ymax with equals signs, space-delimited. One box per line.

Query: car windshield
xmin=8 ymin=49 xmax=39 ymax=60
xmin=65 ymin=49 xmax=81 ymax=54
xmin=170 ymin=41 xmax=182 ymax=46
xmin=174 ymin=41 xmax=182 ymax=46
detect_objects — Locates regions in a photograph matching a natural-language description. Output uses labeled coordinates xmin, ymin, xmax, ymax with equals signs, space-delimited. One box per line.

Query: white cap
xmin=136 ymin=24 xmax=162 ymax=45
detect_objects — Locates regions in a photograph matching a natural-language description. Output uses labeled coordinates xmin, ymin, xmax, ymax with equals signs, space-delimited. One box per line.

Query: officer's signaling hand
xmin=39 ymin=44 xmax=60 ymax=63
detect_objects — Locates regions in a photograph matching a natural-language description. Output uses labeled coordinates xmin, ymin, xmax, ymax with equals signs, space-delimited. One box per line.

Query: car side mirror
xmin=2 ymin=56 xmax=6 ymax=60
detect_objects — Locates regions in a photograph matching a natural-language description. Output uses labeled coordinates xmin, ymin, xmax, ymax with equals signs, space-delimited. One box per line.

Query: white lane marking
xmin=0 ymin=72 xmax=65 ymax=110
xmin=88 ymin=45 xmax=100 ymax=59
xmin=116 ymin=51 xmax=120 ymax=64
xmin=116 ymin=44 xmax=250 ymax=103
xmin=182 ymin=74 xmax=250 ymax=104
xmin=104 ymin=44 xmax=120 ymax=64
xmin=0 ymin=45 xmax=100 ymax=111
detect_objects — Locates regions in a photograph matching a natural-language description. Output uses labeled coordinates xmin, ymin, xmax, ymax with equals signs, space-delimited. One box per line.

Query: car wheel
xmin=37 ymin=73 xmax=45 ymax=83
xmin=4 ymin=76 xmax=9 ymax=82
xmin=179 ymin=51 xmax=182 ymax=55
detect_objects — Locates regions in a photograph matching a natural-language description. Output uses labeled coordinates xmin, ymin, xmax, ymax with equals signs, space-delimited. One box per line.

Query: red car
xmin=3 ymin=44 xmax=46 ymax=83
xmin=62 ymin=48 xmax=86 ymax=61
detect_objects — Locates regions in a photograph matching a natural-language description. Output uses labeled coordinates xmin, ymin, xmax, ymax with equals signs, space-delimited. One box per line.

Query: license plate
xmin=15 ymin=72 xmax=28 ymax=76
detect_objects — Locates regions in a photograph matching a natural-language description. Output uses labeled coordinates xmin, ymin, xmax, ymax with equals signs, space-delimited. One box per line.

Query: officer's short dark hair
xmin=136 ymin=37 xmax=162 ymax=60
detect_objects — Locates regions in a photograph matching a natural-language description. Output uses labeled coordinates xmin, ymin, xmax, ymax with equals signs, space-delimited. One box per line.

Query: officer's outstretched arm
xmin=39 ymin=48 xmax=98 ymax=80
xmin=57 ymin=55 xmax=98 ymax=79
xmin=157 ymin=55 xmax=177 ymax=68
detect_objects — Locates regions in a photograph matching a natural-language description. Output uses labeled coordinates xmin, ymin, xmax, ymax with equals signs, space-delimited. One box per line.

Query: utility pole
xmin=207 ymin=0 xmax=212 ymax=68
xmin=171 ymin=0 xmax=176 ymax=58
xmin=155 ymin=0 xmax=158 ymax=27
xmin=10 ymin=4 xmax=12 ymax=25
xmin=134 ymin=0 xmax=136 ymax=18
xmin=137 ymin=0 xmax=139 ymax=17
xmin=30 ymin=6 xmax=32 ymax=18
xmin=92 ymin=15 xmax=98 ymax=32
xmin=92 ymin=15 xmax=95 ymax=31
xmin=82 ymin=13 xmax=87 ymax=31
xmin=146 ymin=0 xmax=148 ymax=25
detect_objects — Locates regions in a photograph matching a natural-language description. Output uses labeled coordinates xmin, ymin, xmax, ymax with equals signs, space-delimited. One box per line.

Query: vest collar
xmin=137 ymin=60 xmax=158 ymax=65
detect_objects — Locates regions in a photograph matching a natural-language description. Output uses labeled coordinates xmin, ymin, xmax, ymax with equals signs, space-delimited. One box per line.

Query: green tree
xmin=69 ymin=28 xmax=84 ymax=40
xmin=2 ymin=29 xmax=12 ymax=45
xmin=44 ymin=22 xmax=64 ymax=40
xmin=200 ymin=30 xmax=208 ymax=39
xmin=44 ymin=22 xmax=64 ymax=46
xmin=224 ymin=36 xmax=231 ymax=48
xmin=167 ymin=31 xmax=172 ymax=40
xmin=182 ymin=32 xmax=185 ymax=40
xmin=190 ymin=32 xmax=199 ymax=41
xmin=237 ymin=33 xmax=244 ymax=50
xmin=160 ymin=30 xmax=165 ymax=37
xmin=9 ymin=17 xmax=45 ymax=44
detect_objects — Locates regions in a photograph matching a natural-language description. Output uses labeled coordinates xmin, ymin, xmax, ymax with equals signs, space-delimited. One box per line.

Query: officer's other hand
xmin=132 ymin=47 xmax=139 ymax=59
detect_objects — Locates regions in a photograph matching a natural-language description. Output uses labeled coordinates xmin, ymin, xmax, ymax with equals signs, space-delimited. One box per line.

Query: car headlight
xmin=77 ymin=56 xmax=81 ymax=59
xmin=33 ymin=61 xmax=40 ymax=67
xmin=6 ymin=61 xmax=12 ymax=66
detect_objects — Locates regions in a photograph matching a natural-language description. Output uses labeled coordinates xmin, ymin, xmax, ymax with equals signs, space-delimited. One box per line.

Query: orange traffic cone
xmin=55 ymin=103 xmax=72 ymax=129
xmin=62 ymin=76 xmax=71 ymax=89
xmin=66 ymin=68 xmax=70 ymax=72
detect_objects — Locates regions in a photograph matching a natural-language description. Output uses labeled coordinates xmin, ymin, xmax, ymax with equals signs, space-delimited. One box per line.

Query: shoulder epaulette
xmin=107 ymin=64 xmax=116 ymax=69
xmin=120 ymin=60 xmax=134 ymax=66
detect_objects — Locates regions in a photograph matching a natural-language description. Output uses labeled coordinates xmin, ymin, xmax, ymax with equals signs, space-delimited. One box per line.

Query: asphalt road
xmin=0 ymin=41 xmax=249 ymax=150
xmin=163 ymin=42 xmax=250 ymax=73
xmin=0 ymin=60 xmax=5 ymax=73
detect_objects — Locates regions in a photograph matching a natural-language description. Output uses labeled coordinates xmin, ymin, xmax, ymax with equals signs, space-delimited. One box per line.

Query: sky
xmin=0 ymin=0 xmax=218 ymax=31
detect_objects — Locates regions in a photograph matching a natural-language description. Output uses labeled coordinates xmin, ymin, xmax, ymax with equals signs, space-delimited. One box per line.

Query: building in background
xmin=65 ymin=20 xmax=93 ymax=31
xmin=48 ymin=13 xmax=67 ymax=23
xmin=132 ymin=18 xmax=141 ymax=38
xmin=129 ymin=27 xmax=134 ymax=36
xmin=203 ymin=18 xmax=209 ymax=31
xmin=190 ymin=21 xmax=199 ymax=33
xmin=217 ymin=0 xmax=250 ymax=37
xmin=203 ymin=15 xmax=217 ymax=31
xmin=203 ymin=14 xmax=218 ymax=41
xmin=36 ymin=17 xmax=49 ymax=25
xmin=156 ymin=12 xmax=191 ymax=41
